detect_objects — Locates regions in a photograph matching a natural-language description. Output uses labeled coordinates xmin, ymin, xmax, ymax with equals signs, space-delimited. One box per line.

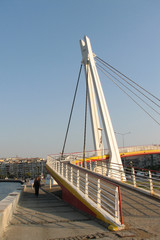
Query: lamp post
xmin=115 ymin=132 xmax=131 ymax=148
xmin=115 ymin=131 xmax=131 ymax=167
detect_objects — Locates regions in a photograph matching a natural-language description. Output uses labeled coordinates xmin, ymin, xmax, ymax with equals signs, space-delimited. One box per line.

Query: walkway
xmin=2 ymin=186 xmax=110 ymax=240
xmin=2 ymin=185 xmax=160 ymax=240
xmin=121 ymin=186 xmax=160 ymax=238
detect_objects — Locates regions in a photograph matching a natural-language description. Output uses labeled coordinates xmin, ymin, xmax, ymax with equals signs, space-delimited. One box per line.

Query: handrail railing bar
xmin=47 ymin=157 xmax=123 ymax=226
xmin=88 ymin=191 xmax=97 ymax=200
xmin=101 ymin=187 xmax=115 ymax=196
xmin=101 ymin=190 xmax=115 ymax=199
xmin=100 ymin=203 xmax=115 ymax=215
xmin=88 ymin=193 xmax=98 ymax=202
xmin=88 ymin=180 xmax=98 ymax=186
xmin=100 ymin=184 xmax=116 ymax=192
xmin=101 ymin=195 xmax=115 ymax=206
xmin=136 ymin=182 xmax=148 ymax=187
xmin=71 ymin=164 xmax=120 ymax=187
xmin=101 ymin=201 xmax=115 ymax=211
xmin=88 ymin=186 xmax=97 ymax=194
xmin=88 ymin=177 xmax=98 ymax=184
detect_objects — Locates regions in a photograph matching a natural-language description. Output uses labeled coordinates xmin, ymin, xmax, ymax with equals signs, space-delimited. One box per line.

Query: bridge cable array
xmin=61 ymin=56 xmax=160 ymax=156
xmin=95 ymin=56 xmax=160 ymax=126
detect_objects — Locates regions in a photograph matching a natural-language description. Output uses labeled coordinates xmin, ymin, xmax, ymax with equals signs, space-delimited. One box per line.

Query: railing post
xmin=97 ymin=179 xmax=101 ymax=208
xmin=132 ymin=167 xmax=136 ymax=187
xmin=149 ymin=170 xmax=153 ymax=194
xmin=102 ymin=162 xmax=104 ymax=176
xmin=52 ymin=161 xmax=55 ymax=169
xmin=71 ymin=167 xmax=73 ymax=184
xmin=57 ymin=161 xmax=58 ymax=172
xmin=66 ymin=164 xmax=68 ymax=180
xmin=110 ymin=168 xmax=112 ymax=178
xmin=90 ymin=160 xmax=91 ymax=170
xmin=77 ymin=169 xmax=80 ymax=190
xmin=61 ymin=163 xmax=64 ymax=177
xmin=105 ymin=163 xmax=107 ymax=176
xmin=95 ymin=161 xmax=97 ymax=172
xmin=58 ymin=161 xmax=60 ymax=173
xmin=85 ymin=160 xmax=87 ymax=169
xmin=52 ymin=160 xmax=54 ymax=169
xmin=55 ymin=161 xmax=58 ymax=171
xmin=59 ymin=161 xmax=61 ymax=173
xmin=115 ymin=187 xmax=119 ymax=223
xmin=85 ymin=173 xmax=88 ymax=197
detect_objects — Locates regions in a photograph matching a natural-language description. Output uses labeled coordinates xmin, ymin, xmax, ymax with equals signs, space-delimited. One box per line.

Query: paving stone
xmin=3 ymin=186 xmax=110 ymax=240
xmin=116 ymin=231 xmax=135 ymax=238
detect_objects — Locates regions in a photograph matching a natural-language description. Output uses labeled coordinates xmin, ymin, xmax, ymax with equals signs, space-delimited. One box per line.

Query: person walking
xmin=33 ymin=176 xmax=40 ymax=197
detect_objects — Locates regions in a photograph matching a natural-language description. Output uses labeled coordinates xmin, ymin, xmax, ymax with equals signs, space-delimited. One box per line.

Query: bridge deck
xmin=2 ymin=185 xmax=110 ymax=240
xmin=2 ymin=184 xmax=160 ymax=240
xmin=121 ymin=186 xmax=160 ymax=238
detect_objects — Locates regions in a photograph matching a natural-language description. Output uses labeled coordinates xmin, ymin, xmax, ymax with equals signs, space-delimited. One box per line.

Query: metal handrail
xmin=48 ymin=151 xmax=160 ymax=198
xmin=47 ymin=155 xmax=123 ymax=227
xmin=70 ymin=156 xmax=160 ymax=198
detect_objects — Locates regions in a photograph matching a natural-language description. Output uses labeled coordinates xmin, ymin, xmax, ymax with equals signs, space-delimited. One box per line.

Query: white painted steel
xmin=80 ymin=40 xmax=104 ymax=156
xmin=80 ymin=36 xmax=125 ymax=181
xmin=47 ymin=155 xmax=123 ymax=226
xmin=70 ymin=156 xmax=160 ymax=198
xmin=97 ymin=179 xmax=101 ymax=208
xmin=149 ymin=171 xmax=153 ymax=193
xmin=49 ymin=150 xmax=160 ymax=198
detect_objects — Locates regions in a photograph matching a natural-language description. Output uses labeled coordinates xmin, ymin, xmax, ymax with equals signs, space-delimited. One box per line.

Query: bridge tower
xmin=80 ymin=36 xmax=126 ymax=181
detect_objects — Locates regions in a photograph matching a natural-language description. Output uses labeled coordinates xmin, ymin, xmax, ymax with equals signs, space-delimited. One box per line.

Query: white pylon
xmin=80 ymin=36 xmax=126 ymax=181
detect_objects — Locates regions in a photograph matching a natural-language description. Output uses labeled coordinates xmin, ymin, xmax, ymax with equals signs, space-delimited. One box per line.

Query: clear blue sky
xmin=0 ymin=0 xmax=160 ymax=158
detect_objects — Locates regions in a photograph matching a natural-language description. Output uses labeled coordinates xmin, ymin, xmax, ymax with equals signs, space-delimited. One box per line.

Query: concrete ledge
xmin=0 ymin=185 xmax=24 ymax=239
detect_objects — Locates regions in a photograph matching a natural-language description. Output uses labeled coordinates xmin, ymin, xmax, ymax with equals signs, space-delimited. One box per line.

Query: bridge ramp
xmin=121 ymin=186 xmax=160 ymax=239
xmin=3 ymin=185 xmax=111 ymax=240
xmin=3 ymin=184 xmax=160 ymax=240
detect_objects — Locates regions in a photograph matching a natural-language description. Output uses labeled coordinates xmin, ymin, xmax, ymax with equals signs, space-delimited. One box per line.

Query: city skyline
xmin=0 ymin=1 xmax=160 ymax=158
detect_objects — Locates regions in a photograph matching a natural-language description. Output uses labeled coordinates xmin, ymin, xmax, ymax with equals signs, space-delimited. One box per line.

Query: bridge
xmin=1 ymin=36 xmax=160 ymax=239
xmin=2 ymin=183 xmax=160 ymax=240
xmin=46 ymin=36 xmax=160 ymax=231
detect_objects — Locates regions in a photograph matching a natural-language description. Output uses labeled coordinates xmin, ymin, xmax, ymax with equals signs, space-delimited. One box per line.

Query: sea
xmin=0 ymin=182 xmax=22 ymax=201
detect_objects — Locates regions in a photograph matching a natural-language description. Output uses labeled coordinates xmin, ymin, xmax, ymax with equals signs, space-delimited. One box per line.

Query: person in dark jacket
xmin=33 ymin=176 xmax=40 ymax=197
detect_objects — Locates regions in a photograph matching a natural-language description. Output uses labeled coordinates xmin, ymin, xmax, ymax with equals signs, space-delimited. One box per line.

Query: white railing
xmin=47 ymin=155 xmax=123 ymax=227
xmin=49 ymin=150 xmax=160 ymax=198
xmin=124 ymin=166 xmax=160 ymax=197
xmin=71 ymin=157 xmax=160 ymax=198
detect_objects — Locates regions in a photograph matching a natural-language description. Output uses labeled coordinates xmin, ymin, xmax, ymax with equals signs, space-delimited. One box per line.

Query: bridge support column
xmin=80 ymin=36 xmax=126 ymax=181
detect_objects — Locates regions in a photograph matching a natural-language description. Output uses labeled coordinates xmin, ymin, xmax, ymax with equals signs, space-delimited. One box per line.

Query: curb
xmin=0 ymin=185 xmax=25 ymax=239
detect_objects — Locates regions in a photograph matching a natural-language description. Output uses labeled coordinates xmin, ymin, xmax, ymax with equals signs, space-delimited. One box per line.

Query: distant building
xmin=0 ymin=157 xmax=47 ymax=179
xmin=122 ymin=154 xmax=160 ymax=170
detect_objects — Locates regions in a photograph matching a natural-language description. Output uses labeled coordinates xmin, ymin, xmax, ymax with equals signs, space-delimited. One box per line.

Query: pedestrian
xmin=33 ymin=176 xmax=40 ymax=197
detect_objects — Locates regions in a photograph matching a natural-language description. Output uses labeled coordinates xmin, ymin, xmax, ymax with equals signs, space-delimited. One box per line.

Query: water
xmin=0 ymin=182 xmax=22 ymax=201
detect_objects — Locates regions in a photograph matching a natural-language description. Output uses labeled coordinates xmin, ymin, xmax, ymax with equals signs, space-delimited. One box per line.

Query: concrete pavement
xmin=2 ymin=185 xmax=160 ymax=240
xmin=2 ymin=186 xmax=111 ymax=240
xmin=121 ymin=186 xmax=160 ymax=238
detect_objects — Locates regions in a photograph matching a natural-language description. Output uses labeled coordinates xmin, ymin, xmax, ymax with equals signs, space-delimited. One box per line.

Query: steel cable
xmin=61 ymin=64 xmax=82 ymax=156
xmin=96 ymin=63 xmax=160 ymax=116
xmin=96 ymin=56 xmax=160 ymax=106
xmin=97 ymin=65 xmax=160 ymax=126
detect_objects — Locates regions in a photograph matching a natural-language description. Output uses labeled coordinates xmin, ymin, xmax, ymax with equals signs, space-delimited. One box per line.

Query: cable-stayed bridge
xmin=46 ymin=36 xmax=160 ymax=230
xmin=2 ymin=36 xmax=160 ymax=240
